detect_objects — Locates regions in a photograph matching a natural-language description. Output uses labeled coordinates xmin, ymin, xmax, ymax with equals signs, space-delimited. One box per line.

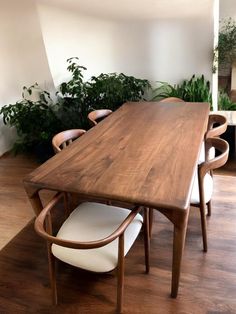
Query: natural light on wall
xmin=212 ymin=0 xmax=219 ymax=111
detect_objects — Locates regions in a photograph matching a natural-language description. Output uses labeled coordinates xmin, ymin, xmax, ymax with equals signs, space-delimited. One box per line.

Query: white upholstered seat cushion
xmin=191 ymin=172 xmax=213 ymax=204
xmin=52 ymin=202 xmax=143 ymax=273
xmin=198 ymin=142 xmax=215 ymax=164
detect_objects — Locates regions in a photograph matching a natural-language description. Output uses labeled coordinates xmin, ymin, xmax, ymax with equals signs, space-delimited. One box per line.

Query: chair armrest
xmin=206 ymin=114 xmax=227 ymax=138
xmin=198 ymin=137 xmax=229 ymax=178
xmin=35 ymin=196 xmax=142 ymax=250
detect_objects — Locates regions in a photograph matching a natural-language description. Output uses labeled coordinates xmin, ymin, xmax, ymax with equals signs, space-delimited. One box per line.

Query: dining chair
xmin=159 ymin=97 xmax=184 ymax=103
xmin=198 ymin=114 xmax=228 ymax=163
xmin=52 ymin=129 xmax=86 ymax=153
xmin=34 ymin=193 xmax=150 ymax=313
xmin=190 ymin=137 xmax=229 ymax=252
xmin=198 ymin=114 xmax=228 ymax=216
xmin=87 ymin=109 xmax=112 ymax=126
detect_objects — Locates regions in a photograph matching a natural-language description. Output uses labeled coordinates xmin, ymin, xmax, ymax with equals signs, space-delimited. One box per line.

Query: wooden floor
xmin=0 ymin=154 xmax=236 ymax=313
xmin=0 ymin=153 xmax=37 ymax=250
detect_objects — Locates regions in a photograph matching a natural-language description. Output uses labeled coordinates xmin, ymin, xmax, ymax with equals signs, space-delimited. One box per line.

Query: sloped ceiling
xmin=38 ymin=0 xmax=213 ymax=20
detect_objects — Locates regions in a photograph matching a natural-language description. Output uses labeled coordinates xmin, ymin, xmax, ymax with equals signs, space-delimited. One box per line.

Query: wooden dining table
xmin=24 ymin=101 xmax=210 ymax=297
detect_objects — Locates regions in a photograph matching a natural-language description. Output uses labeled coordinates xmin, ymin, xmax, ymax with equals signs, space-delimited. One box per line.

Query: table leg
xmin=171 ymin=211 xmax=189 ymax=298
xmin=24 ymin=183 xmax=43 ymax=216
xmin=157 ymin=207 xmax=190 ymax=298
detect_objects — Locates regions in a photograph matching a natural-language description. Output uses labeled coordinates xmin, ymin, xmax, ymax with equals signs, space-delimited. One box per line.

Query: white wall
xmin=0 ymin=1 xmax=214 ymax=155
xmin=37 ymin=4 xmax=214 ymax=87
xmin=145 ymin=18 xmax=213 ymax=84
xmin=0 ymin=0 xmax=54 ymax=155
xmin=220 ymin=0 xmax=236 ymax=19
xmin=37 ymin=4 xmax=118 ymax=86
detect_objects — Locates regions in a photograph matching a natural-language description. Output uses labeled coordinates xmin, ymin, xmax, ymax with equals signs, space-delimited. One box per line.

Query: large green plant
xmin=0 ymin=84 xmax=61 ymax=154
xmin=152 ymin=75 xmax=211 ymax=103
xmin=218 ymin=18 xmax=236 ymax=65
xmin=56 ymin=57 xmax=90 ymax=130
xmin=0 ymin=58 xmax=151 ymax=158
xmin=218 ymin=90 xmax=236 ymax=110
xmin=86 ymin=72 xmax=151 ymax=111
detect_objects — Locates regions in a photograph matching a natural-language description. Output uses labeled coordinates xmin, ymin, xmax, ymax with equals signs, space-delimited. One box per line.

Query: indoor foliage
xmin=0 ymin=84 xmax=61 ymax=158
xmin=86 ymin=73 xmax=151 ymax=111
xmin=152 ymin=75 xmax=211 ymax=103
xmin=218 ymin=90 xmax=236 ymax=110
xmin=218 ymin=17 xmax=236 ymax=65
xmin=0 ymin=58 xmax=150 ymax=159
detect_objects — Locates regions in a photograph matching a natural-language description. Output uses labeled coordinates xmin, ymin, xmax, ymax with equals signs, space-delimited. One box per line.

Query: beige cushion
xmin=198 ymin=142 xmax=215 ymax=164
xmin=52 ymin=202 xmax=143 ymax=273
xmin=191 ymin=172 xmax=213 ymax=204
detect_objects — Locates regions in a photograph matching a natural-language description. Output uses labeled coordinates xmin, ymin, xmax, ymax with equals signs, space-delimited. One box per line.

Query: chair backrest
xmin=52 ymin=129 xmax=86 ymax=153
xmin=159 ymin=97 xmax=184 ymax=103
xmin=88 ymin=109 xmax=112 ymax=126
xmin=206 ymin=114 xmax=227 ymax=138
xmin=199 ymin=137 xmax=229 ymax=178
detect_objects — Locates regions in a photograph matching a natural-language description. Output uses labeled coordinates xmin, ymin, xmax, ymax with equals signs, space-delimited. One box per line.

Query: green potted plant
xmin=57 ymin=58 xmax=151 ymax=126
xmin=56 ymin=57 xmax=90 ymax=130
xmin=0 ymin=84 xmax=62 ymax=162
xmin=152 ymin=74 xmax=211 ymax=103
xmin=86 ymin=72 xmax=151 ymax=112
xmin=217 ymin=17 xmax=236 ymax=92
xmin=218 ymin=18 xmax=236 ymax=68
xmin=0 ymin=58 xmax=151 ymax=161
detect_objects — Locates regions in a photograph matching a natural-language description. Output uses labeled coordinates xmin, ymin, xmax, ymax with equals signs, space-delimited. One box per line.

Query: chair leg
xmin=149 ymin=208 xmax=154 ymax=238
xmin=199 ymin=205 xmax=208 ymax=252
xmin=117 ymin=234 xmax=125 ymax=313
xmin=143 ymin=207 xmax=150 ymax=273
xmin=207 ymin=200 xmax=212 ymax=216
xmin=47 ymin=243 xmax=57 ymax=305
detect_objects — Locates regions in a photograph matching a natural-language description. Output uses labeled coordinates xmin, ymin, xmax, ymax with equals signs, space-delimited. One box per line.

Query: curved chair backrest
xmin=206 ymin=114 xmax=227 ymax=138
xmin=159 ymin=97 xmax=184 ymax=103
xmin=52 ymin=129 xmax=86 ymax=153
xmin=34 ymin=192 xmax=149 ymax=313
xmin=88 ymin=109 xmax=112 ymax=126
xmin=200 ymin=137 xmax=229 ymax=174
xmin=191 ymin=137 xmax=229 ymax=252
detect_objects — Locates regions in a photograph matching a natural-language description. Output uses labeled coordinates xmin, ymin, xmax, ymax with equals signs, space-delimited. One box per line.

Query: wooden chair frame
xmin=159 ymin=97 xmax=184 ymax=103
xmin=88 ymin=109 xmax=112 ymax=126
xmin=206 ymin=114 xmax=227 ymax=139
xmin=52 ymin=129 xmax=86 ymax=153
xmin=192 ymin=137 xmax=229 ymax=252
xmin=203 ymin=114 xmax=228 ymax=215
xmin=34 ymin=193 xmax=150 ymax=313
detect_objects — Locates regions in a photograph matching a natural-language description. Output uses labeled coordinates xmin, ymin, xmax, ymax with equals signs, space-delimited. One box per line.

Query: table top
xmin=24 ymin=101 xmax=209 ymax=211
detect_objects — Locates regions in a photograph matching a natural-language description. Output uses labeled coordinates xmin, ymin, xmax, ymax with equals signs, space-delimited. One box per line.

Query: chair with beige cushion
xmin=52 ymin=129 xmax=86 ymax=153
xmin=34 ymin=193 xmax=149 ymax=313
xmin=190 ymin=137 xmax=229 ymax=252
xmin=88 ymin=109 xmax=112 ymax=126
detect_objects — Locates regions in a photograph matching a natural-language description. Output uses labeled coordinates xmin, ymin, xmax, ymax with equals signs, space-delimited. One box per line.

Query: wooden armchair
xmin=88 ymin=109 xmax=112 ymax=126
xmin=199 ymin=114 xmax=227 ymax=163
xmin=191 ymin=137 xmax=229 ymax=252
xmin=34 ymin=193 xmax=150 ymax=313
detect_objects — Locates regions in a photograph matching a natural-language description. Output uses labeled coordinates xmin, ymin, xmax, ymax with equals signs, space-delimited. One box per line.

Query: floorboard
xmin=0 ymin=152 xmax=236 ymax=313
